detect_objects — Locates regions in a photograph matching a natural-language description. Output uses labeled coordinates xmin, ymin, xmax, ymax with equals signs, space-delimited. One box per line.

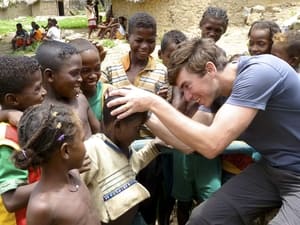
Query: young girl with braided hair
xmin=199 ymin=6 xmax=229 ymax=42
xmin=13 ymin=103 xmax=100 ymax=225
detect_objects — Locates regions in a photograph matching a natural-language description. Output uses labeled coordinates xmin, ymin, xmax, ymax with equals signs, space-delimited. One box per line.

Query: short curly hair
xmin=0 ymin=55 xmax=40 ymax=103
xmin=128 ymin=12 xmax=156 ymax=35
xmin=35 ymin=40 xmax=78 ymax=73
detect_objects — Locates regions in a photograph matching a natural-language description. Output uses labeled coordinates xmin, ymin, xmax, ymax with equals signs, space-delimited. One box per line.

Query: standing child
xmin=159 ymin=30 xmax=221 ymax=225
xmin=69 ymin=38 xmax=111 ymax=121
xmin=13 ymin=103 xmax=100 ymax=225
xmin=86 ymin=0 xmax=97 ymax=39
xmin=0 ymin=55 xmax=46 ymax=225
xmin=247 ymin=20 xmax=281 ymax=55
xmin=101 ymin=12 xmax=171 ymax=225
xmin=199 ymin=6 xmax=229 ymax=42
xmin=271 ymin=30 xmax=300 ymax=72
xmin=82 ymin=95 xmax=159 ymax=225
xmin=35 ymin=40 xmax=100 ymax=139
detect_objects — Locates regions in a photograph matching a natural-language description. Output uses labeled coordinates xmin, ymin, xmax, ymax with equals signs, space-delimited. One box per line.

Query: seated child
xmin=43 ymin=19 xmax=61 ymax=41
xmin=0 ymin=55 xmax=46 ymax=225
xmin=115 ymin=16 xmax=127 ymax=40
xmin=11 ymin=23 xmax=29 ymax=51
xmin=13 ymin=103 xmax=99 ymax=225
xmin=81 ymin=95 xmax=160 ymax=225
xmin=29 ymin=21 xmax=43 ymax=43
xmin=97 ymin=17 xmax=119 ymax=39
xmin=271 ymin=30 xmax=300 ymax=72
xmin=247 ymin=20 xmax=281 ymax=55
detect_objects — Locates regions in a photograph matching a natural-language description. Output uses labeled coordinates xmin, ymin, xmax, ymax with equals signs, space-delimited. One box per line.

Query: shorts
xmin=88 ymin=18 xmax=97 ymax=29
xmin=172 ymin=151 xmax=221 ymax=202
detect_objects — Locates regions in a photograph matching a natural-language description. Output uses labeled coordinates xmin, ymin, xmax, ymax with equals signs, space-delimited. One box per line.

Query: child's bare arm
xmin=1 ymin=182 xmax=36 ymax=212
xmin=88 ymin=106 xmax=101 ymax=133
xmin=0 ymin=109 xmax=23 ymax=126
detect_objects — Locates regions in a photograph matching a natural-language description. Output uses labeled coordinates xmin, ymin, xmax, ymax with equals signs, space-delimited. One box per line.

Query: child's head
xmin=118 ymin=16 xmax=127 ymax=28
xmin=199 ymin=6 xmax=229 ymax=42
xmin=271 ymin=30 xmax=300 ymax=71
xmin=0 ymin=55 xmax=46 ymax=111
xmin=14 ymin=103 xmax=85 ymax=170
xmin=36 ymin=40 xmax=82 ymax=100
xmin=127 ymin=12 xmax=157 ymax=61
xmin=248 ymin=20 xmax=281 ymax=56
xmin=31 ymin=21 xmax=36 ymax=28
xmin=16 ymin=23 xmax=23 ymax=30
xmin=69 ymin=38 xmax=101 ymax=97
xmin=102 ymin=95 xmax=148 ymax=147
xmin=159 ymin=30 xmax=187 ymax=67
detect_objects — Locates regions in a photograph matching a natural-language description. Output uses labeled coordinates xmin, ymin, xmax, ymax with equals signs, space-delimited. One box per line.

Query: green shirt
xmin=0 ymin=145 xmax=28 ymax=194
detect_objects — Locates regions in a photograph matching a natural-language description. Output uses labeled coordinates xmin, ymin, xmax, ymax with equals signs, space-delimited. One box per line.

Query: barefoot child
xmin=0 ymin=55 xmax=46 ymax=225
xmin=13 ymin=103 xmax=100 ymax=225
xmin=35 ymin=40 xmax=100 ymax=139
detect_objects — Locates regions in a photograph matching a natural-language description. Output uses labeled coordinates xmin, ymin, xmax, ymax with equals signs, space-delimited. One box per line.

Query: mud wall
xmin=112 ymin=0 xmax=299 ymax=38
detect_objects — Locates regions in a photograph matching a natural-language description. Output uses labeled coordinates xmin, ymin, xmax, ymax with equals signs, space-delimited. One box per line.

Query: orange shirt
xmin=33 ymin=29 xmax=43 ymax=41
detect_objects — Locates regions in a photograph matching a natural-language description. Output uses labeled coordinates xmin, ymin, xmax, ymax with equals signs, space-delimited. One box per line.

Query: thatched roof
xmin=0 ymin=0 xmax=38 ymax=9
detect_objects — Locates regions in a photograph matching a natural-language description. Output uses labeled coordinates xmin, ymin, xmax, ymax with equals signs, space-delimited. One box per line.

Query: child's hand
xmin=78 ymin=154 xmax=91 ymax=173
xmin=8 ymin=110 xmax=23 ymax=127
xmin=156 ymin=85 xmax=169 ymax=99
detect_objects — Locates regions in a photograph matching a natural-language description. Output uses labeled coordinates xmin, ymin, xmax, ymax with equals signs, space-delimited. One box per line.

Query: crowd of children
xmin=1 ymin=4 xmax=300 ymax=225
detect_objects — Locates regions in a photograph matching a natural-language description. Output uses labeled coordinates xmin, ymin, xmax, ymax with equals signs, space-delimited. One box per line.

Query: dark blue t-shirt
xmin=226 ymin=54 xmax=300 ymax=173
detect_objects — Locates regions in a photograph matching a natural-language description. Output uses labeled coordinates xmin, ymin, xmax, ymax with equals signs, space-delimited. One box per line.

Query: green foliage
xmin=101 ymin=39 xmax=116 ymax=48
xmin=0 ymin=16 xmax=87 ymax=35
xmin=57 ymin=16 xmax=87 ymax=29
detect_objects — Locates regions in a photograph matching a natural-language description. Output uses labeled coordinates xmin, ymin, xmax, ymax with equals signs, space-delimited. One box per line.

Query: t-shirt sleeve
xmin=0 ymin=146 xmax=28 ymax=194
xmin=227 ymin=62 xmax=285 ymax=110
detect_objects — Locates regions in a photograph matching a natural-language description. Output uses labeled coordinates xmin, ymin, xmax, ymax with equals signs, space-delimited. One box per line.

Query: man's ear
xmin=205 ymin=61 xmax=217 ymax=75
xmin=60 ymin=142 xmax=70 ymax=160
xmin=4 ymin=93 xmax=19 ymax=107
xmin=158 ymin=49 xmax=162 ymax=60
